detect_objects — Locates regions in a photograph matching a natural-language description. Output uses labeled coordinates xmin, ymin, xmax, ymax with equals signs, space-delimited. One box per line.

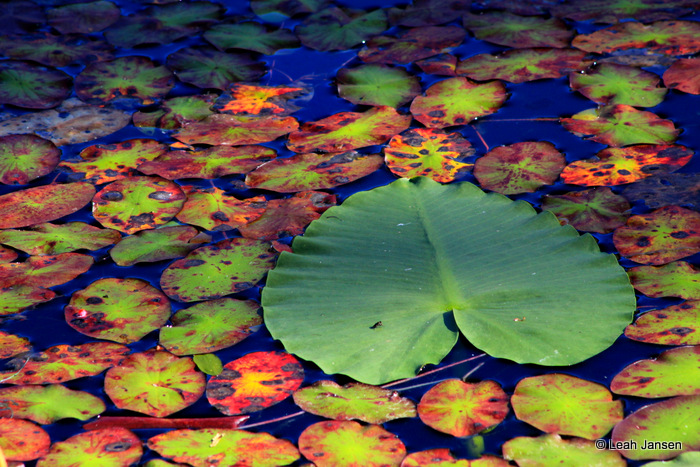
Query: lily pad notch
xmin=262 ymin=177 xmax=636 ymax=384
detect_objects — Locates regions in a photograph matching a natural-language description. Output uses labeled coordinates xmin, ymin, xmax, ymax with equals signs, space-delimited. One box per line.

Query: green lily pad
xmin=36 ymin=428 xmax=142 ymax=467
xmin=0 ymin=222 xmax=121 ymax=255
xmin=611 ymin=395 xmax=700 ymax=460
xmin=173 ymin=114 xmax=298 ymax=146
xmin=569 ymin=63 xmax=667 ymax=107
xmin=628 ymin=261 xmax=700 ymax=300
xmin=246 ymin=151 xmax=383 ymax=193
xmin=193 ymin=353 xmax=223 ymax=376
xmin=418 ymin=379 xmax=509 ymax=437
xmin=147 ymin=428 xmax=300 ymax=467
xmin=92 ymin=176 xmax=186 ymax=234
xmin=262 ymin=177 xmax=635 ymax=384
xmin=0 ymin=285 xmax=55 ymax=316
xmin=0 ymin=60 xmax=72 ymax=109
xmin=663 ymin=57 xmax=700 ymax=95
xmin=572 ymin=20 xmax=700 ymax=55
xmin=133 ymin=94 xmax=217 ymax=130
xmin=206 ymin=350 xmax=303 ymax=415
xmin=0 ymin=418 xmax=50 ymax=462
xmin=542 ymin=187 xmax=631 ymax=234
xmin=561 ymin=105 xmax=680 ymax=147
xmin=0 ymin=384 xmax=105 ymax=424
xmin=293 ymin=380 xmax=416 ymax=423
xmin=550 ymin=0 xmax=696 ymax=23
xmin=0 ymin=330 xmax=30 ymax=358
xmin=61 ymin=138 xmax=169 ymax=184
xmin=474 ymin=141 xmax=565 ymax=194
xmin=613 ymin=205 xmax=700 ymax=265
xmin=625 ymin=301 xmax=700 ymax=346
xmin=160 ymin=298 xmax=262 ymax=355
xmin=0 ymin=134 xmax=60 ymax=185
xmin=358 ymin=26 xmax=465 ymax=64
xmin=204 ymin=21 xmax=299 ymax=54
xmin=512 ymin=373 xmax=623 ymax=440
xmin=298 ymin=420 xmax=406 ymax=466
xmin=0 ymin=252 xmax=93 ymax=288
xmin=384 ymin=128 xmax=474 ymax=182
xmin=167 ymin=46 xmax=267 ymax=91
xmin=75 ymin=56 xmax=175 ymax=106
xmin=503 ymin=434 xmax=626 ymax=466
xmin=0 ymin=182 xmax=95 ymax=229
xmin=296 ymin=7 xmax=387 ymax=52
xmin=410 ymin=77 xmax=507 ymax=128
xmin=462 ymin=11 xmax=573 ymax=48
xmin=611 ymin=346 xmax=700 ymax=397
xmin=0 ymin=32 xmax=115 ymax=67
xmin=47 ymin=0 xmax=120 ymax=33
xmin=287 ymin=106 xmax=411 ymax=153
xmin=104 ymin=350 xmax=205 ymax=417
xmin=214 ymin=83 xmax=311 ymax=117
xmin=175 ymin=186 xmax=266 ymax=231
xmin=402 ymin=449 xmax=508 ymax=466
xmin=109 ymin=225 xmax=210 ymax=267
xmin=65 ymin=278 xmax=170 ymax=344
xmin=0 ymin=342 xmax=129 ymax=385
xmin=160 ymin=238 xmax=277 ymax=302
xmin=336 ymin=64 xmax=421 ymax=108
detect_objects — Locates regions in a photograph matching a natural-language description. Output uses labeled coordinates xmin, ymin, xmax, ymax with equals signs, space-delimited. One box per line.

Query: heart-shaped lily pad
xmin=572 ymin=20 xmax=700 ymax=55
xmin=175 ymin=186 xmax=266 ymax=231
xmin=0 ymin=384 xmax=105 ymax=424
xmin=569 ymin=63 xmax=667 ymax=107
xmin=0 ymin=252 xmax=93 ymax=288
xmin=462 ymin=11 xmax=573 ymax=48
xmin=0 ymin=60 xmax=72 ymax=109
xmin=663 ymin=57 xmax=700 ymax=95
xmin=296 ymin=7 xmax=387 ymax=52
xmin=0 ymin=222 xmax=121 ymax=255
xmin=0 ymin=418 xmax=50 ymax=462
xmin=173 ymin=114 xmax=298 ymax=146
xmin=337 ymin=64 xmax=421 ymax=108
xmin=503 ymin=434 xmax=625 ymax=466
xmin=109 ymin=225 xmax=210 ymax=267
xmin=625 ymin=301 xmax=700 ymax=346
xmin=0 ymin=182 xmax=95 ymax=229
xmin=36 ymin=428 xmax=142 ymax=467
xmin=542 ymin=187 xmax=631 ymax=234
xmin=0 ymin=134 xmax=60 ymax=185
xmin=628 ymin=261 xmax=700 ymax=300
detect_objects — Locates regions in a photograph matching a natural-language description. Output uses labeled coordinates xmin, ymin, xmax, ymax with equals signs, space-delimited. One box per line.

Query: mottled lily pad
xmin=569 ymin=63 xmax=667 ymax=107
xmin=0 ymin=252 xmax=93 ymax=288
xmin=503 ymin=434 xmax=625 ymax=466
xmin=359 ymin=26 xmax=465 ymax=64
xmin=167 ymin=46 xmax=267 ymax=91
xmin=0 ymin=330 xmax=30 ymax=358
xmin=462 ymin=11 xmax=573 ymax=48
xmin=0 ymin=418 xmax=50 ymax=462
xmin=416 ymin=53 xmax=458 ymax=76
xmin=550 ymin=0 xmax=696 ymax=23
xmin=572 ymin=20 xmax=700 ymax=55
xmin=0 ymin=245 xmax=17 ymax=263
xmin=0 ymin=32 xmax=115 ymax=67
xmin=402 ymin=449 xmax=508 ymax=466
xmin=36 ymin=428 xmax=142 ymax=467
xmin=0 ymin=222 xmax=121 ymax=255
xmin=337 ymin=64 xmax=420 ymax=108
xmin=0 ymin=384 xmax=105 ymax=424
xmin=0 ymin=60 xmax=72 ymax=109
xmin=0 ymin=134 xmax=60 ymax=185
xmin=176 ymin=186 xmax=266 ymax=231
xmin=0 ymin=285 xmax=55 ymax=316
xmin=109 ymin=225 xmax=210 ymax=267
xmin=214 ymin=83 xmax=310 ymax=117
xmin=0 ymin=182 xmax=95 ymax=229
xmin=47 ymin=0 xmax=120 ymax=33
xmin=296 ymin=7 xmax=387 ymax=52
xmin=628 ymin=261 xmax=700 ymax=300
xmin=132 ymin=94 xmax=217 ymax=130
xmin=388 ymin=0 xmax=469 ymax=27
xmin=663 ymin=58 xmax=700 ymax=95
xmin=625 ymin=301 xmax=699 ymax=346
xmin=542 ymin=187 xmax=630 ymax=234
xmin=204 ymin=21 xmax=299 ymax=54
xmin=173 ymin=114 xmax=298 ymax=146
xmin=622 ymin=173 xmax=700 ymax=210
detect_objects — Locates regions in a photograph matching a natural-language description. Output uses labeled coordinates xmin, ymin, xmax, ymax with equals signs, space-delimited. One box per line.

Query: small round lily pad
xmin=0 ymin=134 xmax=60 ymax=185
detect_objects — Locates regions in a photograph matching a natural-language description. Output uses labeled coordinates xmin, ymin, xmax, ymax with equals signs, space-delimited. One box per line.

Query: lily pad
xmin=296 ymin=7 xmax=387 ymax=52
xmin=214 ymin=83 xmax=310 ymax=117
xmin=0 ymin=182 xmax=95 ymax=229
xmin=206 ymin=350 xmax=303 ymax=415
xmin=0 ymin=0 xmax=45 ymax=35
xmin=542 ymin=187 xmax=631 ymax=234
xmin=569 ymin=63 xmax=667 ymax=107
xmin=0 ymin=384 xmax=105 ymax=424
xmin=511 ymin=373 xmax=623 ymax=440
xmin=193 ymin=353 xmax=223 ymax=376
xmin=622 ymin=173 xmax=700 ymax=210
xmin=36 ymin=428 xmax=142 ymax=467
xmin=384 ymin=128 xmax=474 ymax=182
xmin=418 ymin=379 xmax=509 ymax=437
xmin=0 ymin=134 xmax=60 ymax=185
xmin=0 ymin=285 xmax=56 ymax=316
xmin=160 ymin=298 xmax=262 ymax=356
xmin=104 ymin=350 xmax=205 ymax=417
xmin=0 ymin=252 xmax=93 ymax=288
xmin=0 ymin=60 xmax=72 ymax=109
xmin=246 ymin=151 xmax=383 ymax=193
xmin=550 ymin=0 xmax=696 ymax=23
xmin=173 ymin=114 xmax=298 ymax=146
xmin=0 ymin=245 xmax=17 ymax=263
xmin=628 ymin=261 xmax=700 ymax=300
xmin=0 ymin=331 xmax=30 ymax=358
xmin=402 ymin=449 xmax=508 ymax=466
xmin=175 ymin=186 xmax=266 ymax=231
xmin=416 ymin=53 xmax=458 ymax=76
xmin=92 ymin=176 xmax=186 ymax=234
xmin=109 ymin=225 xmax=210 ymax=267
xmin=462 ymin=11 xmax=573 ymax=48
xmin=625 ymin=301 xmax=700 ymax=346
xmin=293 ymin=380 xmax=416 ymax=424
xmin=473 ymin=141 xmax=565 ymax=194
xmin=337 ymin=64 xmax=420 ymax=108
xmin=298 ymin=420 xmax=406 ymax=467
xmin=503 ymin=434 xmax=626 ymax=466
xmin=47 ymin=0 xmax=121 ymax=33
xmin=132 ymin=94 xmax=217 ymax=130
xmin=388 ymin=0 xmax=469 ymax=27
xmin=358 ymin=26 xmax=465 ymax=64
xmin=613 ymin=205 xmax=700 ymax=265
xmin=262 ymin=177 xmax=635 ymax=384
xmin=572 ymin=20 xmax=700 ymax=55
xmin=167 ymin=46 xmax=267 ymax=91
xmin=160 ymin=238 xmax=277 ymax=302
xmin=0 ymin=222 xmax=121 ymax=255
xmin=0 ymin=32 xmax=115 ymax=67
xmin=147 ymin=428 xmax=300 ymax=467
xmin=0 ymin=418 xmax=50 ymax=462
xmin=203 ymin=21 xmax=299 ymax=54
xmin=663 ymin=58 xmax=700 ymax=95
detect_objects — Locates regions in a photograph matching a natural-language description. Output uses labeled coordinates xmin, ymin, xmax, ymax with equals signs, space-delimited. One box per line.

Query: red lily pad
xmin=542 ymin=187 xmax=630 ymax=234
xmin=133 ymin=94 xmax=217 ymax=130
xmin=298 ymin=420 xmax=406 ymax=466
xmin=0 ymin=285 xmax=56 ymax=316
xmin=456 ymin=48 xmax=589 ymax=84
xmin=246 ymin=151 xmax=383 ymax=193
xmin=474 ymin=141 xmax=565 ymax=195
xmin=569 ymin=63 xmax=667 ymax=107
xmin=0 ymin=418 xmax=50 ymax=462
xmin=561 ymin=105 xmax=680 ymax=147
xmin=625 ymin=301 xmax=700 ymax=346
xmin=173 ymin=114 xmax=298 ymax=146
xmin=92 ymin=176 xmax=186 ymax=234
xmin=622 ymin=173 xmax=700 ymax=210
xmin=176 ymin=186 xmax=266 ymax=231
xmin=138 ymin=145 xmax=275 ymax=180
xmin=416 ymin=53 xmax=458 ymax=76
xmin=462 ymin=11 xmax=573 ymax=48
xmin=109 ymin=225 xmax=210 ymax=267
xmin=238 ymin=191 xmax=336 ymax=240
xmin=0 ymin=222 xmax=121 ymax=255
xmin=75 ymin=56 xmax=175 ymax=106
xmin=0 ymin=182 xmax=94 ymax=229
xmin=36 ymin=428 xmax=142 ymax=467
xmin=358 ymin=26 xmax=465 ymax=65
xmin=47 ymin=0 xmax=121 ymax=33
xmin=0 ymin=331 xmax=30 ymax=358
xmin=611 ymin=395 xmax=700 ymax=460
xmin=214 ymin=83 xmax=310 ymax=117
xmin=296 ymin=7 xmax=387 ymax=52
xmin=417 ymin=379 xmax=509 ymax=437
xmin=0 ymin=245 xmax=17 ymax=263
xmin=384 ymin=128 xmax=474 ymax=182
xmin=550 ymin=0 xmax=696 ymax=23
xmin=104 ymin=350 xmax=205 ymax=417
xmin=0 ymin=342 xmax=129 ymax=385
xmin=572 ymin=20 xmax=700 ymax=56
xmin=663 ymin=58 xmax=700 ymax=95
xmin=203 ymin=21 xmax=299 ymax=54
xmin=287 ymin=106 xmax=411 ymax=153
xmin=147 ymin=428 xmax=300 ymax=467
xmin=410 ymin=77 xmax=507 ymax=128
xmin=503 ymin=434 xmax=626 ymax=466
xmin=160 ymin=238 xmax=277 ymax=302
xmin=65 ymin=278 xmax=170 ymax=344
xmin=293 ymin=380 xmax=416 ymax=424
xmin=388 ymin=0 xmax=469 ymax=27
xmin=0 ymin=384 xmax=105 ymax=424
xmin=512 ymin=374 xmax=623 ymax=440
xmin=628 ymin=261 xmax=700 ymax=300
xmin=0 ymin=134 xmax=60 ymax=185
xmin=0 ymin=60 xmax=72 ymax=109
xmin=337 ymin=64 xmax=421 ymax=108
xmin=611 ymin=346 xmax=700 ymax=398
xmin=402 ymin=449 xmax=508 ymax=466
xmin=160 ymin=298 xmax=262 ymax=356
xmin=167 ymin=46 xmax=267 ymax=91
xmin=206 ymin=350 xmax=303 ymax=415
xmin=613 ymin=205 xmax=700 ymax=265
xmin=0 ymin=32 xmax=115 ymax=67
xmin=61 ymin=138 xmax=169 ymax=184
xmin=561 ymin=145 xmax=693 ymax=186
xmin=0 ymin=252 xmax=93 ymax=288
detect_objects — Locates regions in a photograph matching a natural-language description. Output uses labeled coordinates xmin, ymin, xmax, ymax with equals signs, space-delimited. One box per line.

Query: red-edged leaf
xmin=0 ymin=182 xmax=95 ymax=229
xmin=625 ymin=301 xmax=700 ymax=346
xmin=0 ymin=330 xmax=30 ymax=358
xmin=0 ymin=285 xmax=56 ymax=316
xmin=663 ymin=57 xmax=700 ymax=95
xmin=0 ymin=418 xmax=50 ymax=461
xmin=0 ymin=252 xmax=93 ymax=288
xmin=542 ymin=187 xmax=631 ymax=234
xmin=0 ymin=222 xmax=121 ymax=256
xmin=0 ymin=134 xmax=60 ymax=185
xmin=132 ymin=94 xmax=217 ymax=130
xmin=628 ymin=261 xmax=700 ymax=300
xmin=358 ymin=26 xmax=465 ymax=64
xmin=572 ymin=20 xmax=700 ymax=55
xmin=0 ymin=60 xmax=72 ymax=109
xmin=569 ymin=63 xmax=667 ymax=107
xmin=36 ymin=428 xmax=142 ymax=466
xmin=175 ymin=186 xmax=266 ymax=231
xmin=173 ymin=114 xmax=298 ymax=146
xmin=415 ymin=53 xmax=458 ymax=76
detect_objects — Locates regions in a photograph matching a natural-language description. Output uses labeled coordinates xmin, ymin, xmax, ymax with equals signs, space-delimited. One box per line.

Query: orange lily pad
xmin=213 ymin=83 xmax=310 ymax=116
xmin=663 ymin=57 xmax=700 ymax=95
xmin=0 ymin=182 xmax=95 ymax=229
xmin=0 ymin=418 xmax=50 ymax=462
xmin=628 ymin=261 xmax=700 ymax=300
xmin=36 ymin=428 xmax=142 ymax=466
xmin=0 ymin=330 xmax=30 ymax=358
xmin=175 ymin=186 xmax=266 ymax=231
xmin=625 ymin=301 xmax=700 ymax=346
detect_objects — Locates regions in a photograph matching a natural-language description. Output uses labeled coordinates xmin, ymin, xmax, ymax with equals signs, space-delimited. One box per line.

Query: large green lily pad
xmin=569 ymin=63 xmax=667 ymax=107
xmin=0 ymin=384 xmax=105 ymax=424
xmin=0 ymin=285 xmax=55 ymax=316
xmin=0 ymin=60 xmax=72 ymax=109
xmin=0 ymin=182 xmax=95 ymax=229
xmin=628 ymin=261 xmax=700 ymax=300
xmin=625 ymin=301 xmax=700 ymax=346
xmin=0 ymin=222 xmax=120 ymax=255
xmin=36 ymin=428 xmax=142 ymax=467
xmin=262 ymin=177 xmax=636 ymax=384
xmin=0 ymin=134 xmax=60 ymax=185
xmin=0 ymin=330 xmax=30 ymax=358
